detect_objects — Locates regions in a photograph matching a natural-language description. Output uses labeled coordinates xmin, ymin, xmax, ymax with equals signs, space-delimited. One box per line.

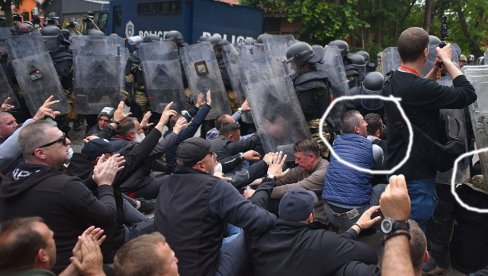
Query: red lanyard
xmin=398 ymin=65 xmax=420 ymax=77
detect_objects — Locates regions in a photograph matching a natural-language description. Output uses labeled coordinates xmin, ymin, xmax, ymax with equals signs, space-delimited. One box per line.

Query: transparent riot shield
xmin=0 ymin=65 xmax=19 ymax=107
xmin=7 ymin=32 xmax=68 ymax=115
xmin=221 ymin=44 xmax=245 ymax=106
xmin=381 ymin=47 xmax=400 ymax=76
xmin=138 ymin=41 xmax=185 ymax=112
xmin=260 ymin=34 xmax=296 ymax=60
xmin=319 ymin=46 xmax=349 ymax=98
xmin=422 ymin=44 xmax=460 ymax=77
xmin=70 ymin=35 xmax=127 ymax=114
xmin=238 ymin=43 xmax=310 ymax=158
xmin=315 ymin=46 xmax=349 ymax=129
xmin=463 ymin=65 xmax=488 ymax=189
xmin=436 ymin=109 xmax=470 ymax=184
xmin=0 ymin=27 xmax=11 ymax=55
xmin=180 ymin=41 xmax=232 ymax=119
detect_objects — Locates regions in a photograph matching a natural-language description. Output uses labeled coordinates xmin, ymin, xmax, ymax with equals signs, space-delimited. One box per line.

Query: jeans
xmin=216 ymin=232 xmax=248 ymax=276
xmin=407 ymin=178 xmax=437 ymax=233
xmin=324 ymin=184 xmax=386 ymax=231
xmin=122 ymin=198 xmax=147 ymax=224
xmin=122 ymin=198 xmax=154 ymax=240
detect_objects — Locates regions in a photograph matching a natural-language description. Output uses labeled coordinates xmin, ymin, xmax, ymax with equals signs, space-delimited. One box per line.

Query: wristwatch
xmin=265 ymin=173 xmax=277 ymax=181
xmin=381 ymin=217 xmax=410 ymax=234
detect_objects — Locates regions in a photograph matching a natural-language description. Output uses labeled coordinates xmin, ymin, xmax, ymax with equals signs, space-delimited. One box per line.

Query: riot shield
xmin=381 ymin=47 xmax=400 ymax=75
xmin=319 ymin=46 xmax=349 ymax=98
xmin=237 ymin=43 xmax=311 ymax=157
xmin=180 ymin=41 xmax=232 ymax=119
xmin=463 ymin=65 xmax=488 ymax=189
xmin=70 ymin=35 xmax=127 ymax=114
xmin=221 ymin=43 xmax=245 ymax=106
xmin=0 ymin=65 xmax=19 ymax=107
xmin=138 ymin=41 xmax=185 ymax=112
xmin=0 ymin=27 xmax=11 ymax=55
xmin=260 ymin=34 xmax=296 ymax=60
xmin=436 ymin=108 xmax=470 ymax=184
xmin=7 ymin=32 xmax=68 ymax=115
xmin=422 ymin=43 xmax=460 ymax=77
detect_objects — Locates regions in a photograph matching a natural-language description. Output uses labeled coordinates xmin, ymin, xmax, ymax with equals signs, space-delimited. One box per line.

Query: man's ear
xmin=307 ymin=213 xmax=314 ymax=224
xmin=37 ymin=248 xmax=48 ymax=263
xmin=424 ymin=249 xmax=430 ymax=264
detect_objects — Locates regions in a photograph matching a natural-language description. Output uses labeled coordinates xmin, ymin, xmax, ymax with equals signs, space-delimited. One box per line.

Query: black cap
xmin=81 ymin=138 xmax=124 ymax=160
xmin=279 ymin=188 xmax=318 ymax=222
xmin=176 ymin=137 xmax=211 ymax=166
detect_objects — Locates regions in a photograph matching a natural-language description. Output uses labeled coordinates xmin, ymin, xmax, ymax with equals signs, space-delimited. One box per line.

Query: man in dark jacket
xmin=384 ymin=27 xmax=476 ymax=232
xmin=249 ymin=188 xmax=380 ymax=276
xmin=0 ymin=121 xmax=122 ymax=274
xmin=209 ymin=122 xmax=261 ymax=173
xmin=154 ymin=137 xmax=277 ymax=276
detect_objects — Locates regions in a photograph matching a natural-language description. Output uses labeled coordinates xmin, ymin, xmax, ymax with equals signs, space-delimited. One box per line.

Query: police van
xmin=105 ymin=0 xmax=263 ymax=44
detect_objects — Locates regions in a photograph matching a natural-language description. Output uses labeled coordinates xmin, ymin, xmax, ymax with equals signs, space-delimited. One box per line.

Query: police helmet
xmin=356 ymin=50 xmax=370 ymax=63
xmin=11 ymin=22 xmax=34 ymax=35
xmin=327 ymin=40 xmax=349 ymax=57
xmin=256 ymin=34 xmax=266 ymax=44
xmin=347 ymin=53 xmax=366 ymax=66
xmin=361 ymin=71 xmax=384 ymax=110
xmin=244 ymin=38 xmax=256 ymax=45
xmin=144 ymin=34 xmax=161 ymax=42
xmin=164 ymin=30 xmax=184 ymax=44
xmin=40 ymin=25 xmax=63 ymax=52
xmin=208 ymin=34 xmax=222 ymax=46
xmin=198 ymin=34 xmax=210 ymax=43
xmin=429 ymin=35 xmax=442 ymax=46
xmin=285 ymin=42 xmax=314 ymax=63
xmin=309 ymin=45 xmax=325 ymax=64
xmin=460 ymin=54 xmax=467 ymax=62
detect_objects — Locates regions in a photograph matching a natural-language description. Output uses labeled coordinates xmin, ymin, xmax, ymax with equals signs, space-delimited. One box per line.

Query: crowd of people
xmin=0 ymin=21 xmax=486 ymax=276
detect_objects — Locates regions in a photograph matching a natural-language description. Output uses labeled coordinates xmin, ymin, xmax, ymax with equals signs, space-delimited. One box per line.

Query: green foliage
xmin=241 ymin=0 xmax=488 ymax=57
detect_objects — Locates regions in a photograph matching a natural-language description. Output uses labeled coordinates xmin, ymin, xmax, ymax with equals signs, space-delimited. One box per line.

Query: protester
xmin=322 ymin=110 xmax=386 ymax=231
xmin=0 ymin=96 xmax=60 ymax=174
xmin=0 ymin=217 xmax=105 ymax=276
xmin=249 ymin=187 xmax=380 ymax=276
xmin=113 ymin=232 xmax=178 ymax=276
xmin=0 ymin=120 xmax=124 ymax=273
xmin=380 ymin=175 xmax=414 ymax=276
xmin=384 ymin=27 xmax=476 ymax=232
xmin=154 ymin=137 xmax=277 ymax=275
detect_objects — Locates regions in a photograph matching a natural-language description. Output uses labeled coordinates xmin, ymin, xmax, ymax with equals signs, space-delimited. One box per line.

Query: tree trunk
xmin=0 ymin=0 xmax=14 ymax=27
xmin=376 ymin=0 xmax=383 ymax=47
xmin=423 ymin=0 xmax=433 ymax=32
xmin=456 ymin=1 xmax=482 ymax=56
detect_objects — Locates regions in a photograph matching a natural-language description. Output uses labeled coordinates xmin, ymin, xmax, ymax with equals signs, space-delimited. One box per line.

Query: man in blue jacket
xmin=322 ymin=110 xmax=386 ymax=231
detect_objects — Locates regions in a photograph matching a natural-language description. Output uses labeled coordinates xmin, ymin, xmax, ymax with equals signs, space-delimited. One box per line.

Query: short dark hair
xmin=219 ymin=122 xmax=240 ymax=137
xmin=169 ymin=114 xmax=185 ymax=129
xmin=19 ymin=121 xmax=57 ymax=161
xmin=364 ymin=113 xmax=382 ymax=135
xmin=293 ymin=138 xmax=320 ymax=157
xmin=215 ymin=114 xmax=233 ymax=131
xmin=341 ymin=110 xmax=361 ymax=133
xmin=113 ymin=232 xmax=168 ymax=276
xmin=409 ymin=220 xmax=427 ymax=272
xmin=397 ymin=27 xmax=429 ymax=62
xmin=115 ymin=117 xmax=137 ymax=136
xmin=0 ymin=217 xmax=47 ymax=271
